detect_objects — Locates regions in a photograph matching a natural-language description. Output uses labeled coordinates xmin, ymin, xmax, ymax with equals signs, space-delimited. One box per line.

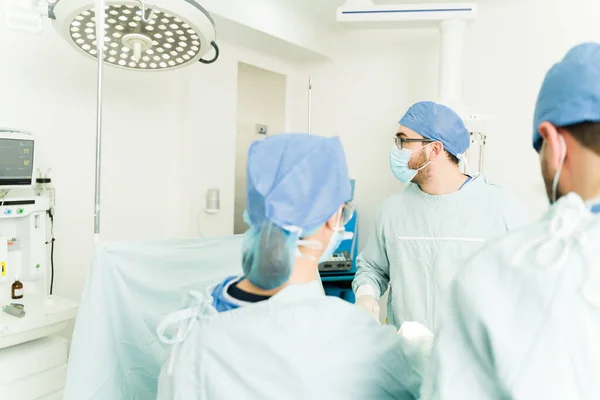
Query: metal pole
xmin=463 ymin=131 xmax=472 ymax=175
xmin=307 ymin=76 xmax=312 ymax=135
xmin=94 ymin=0 xmax=106 ymax=238
xmin=478 ymin=133 xmax=486 ymax=173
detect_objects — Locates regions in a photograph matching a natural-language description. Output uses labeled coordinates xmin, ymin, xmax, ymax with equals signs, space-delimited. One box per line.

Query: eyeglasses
xmin=393 ymin=136 xmax=435 ymax=150
xmin=339 ymin=202 xmax=355 ymax=226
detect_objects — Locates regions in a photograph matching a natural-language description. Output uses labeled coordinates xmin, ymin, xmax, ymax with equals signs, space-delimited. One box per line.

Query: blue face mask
xmin=315 ymin=208 xmax=354 ymax=263
xmin=389 ymin=144 xmax=433 ymax=184
xmin=319 ymin=228 xmax=345 ymax=263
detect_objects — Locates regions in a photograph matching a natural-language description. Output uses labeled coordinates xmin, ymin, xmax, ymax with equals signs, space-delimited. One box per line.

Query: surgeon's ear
xmin=430 ymin=142 xmax=444 ymax=160
xmin=538 ymin=122 xmax=562 ymax=168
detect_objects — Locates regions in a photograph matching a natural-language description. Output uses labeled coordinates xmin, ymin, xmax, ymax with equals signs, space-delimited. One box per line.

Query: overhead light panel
xmin=48 ymin=0 xmax=219 ymax=71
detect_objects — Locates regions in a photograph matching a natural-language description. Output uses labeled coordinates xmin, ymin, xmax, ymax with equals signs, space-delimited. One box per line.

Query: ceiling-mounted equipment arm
xmin=5 ymin=0 xmax=50 ymax=33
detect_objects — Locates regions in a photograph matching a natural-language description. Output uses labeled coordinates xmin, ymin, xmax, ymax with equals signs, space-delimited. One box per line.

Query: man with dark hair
xmin=540 ymin=121 xmax=600 ymax=203
xmin=353 ymin=101 xmax=529 ymax=330
xmin=427 ymin=43 xmax=600 ymax=399
xmin=446 ymin=152 xmax=460 ymax=166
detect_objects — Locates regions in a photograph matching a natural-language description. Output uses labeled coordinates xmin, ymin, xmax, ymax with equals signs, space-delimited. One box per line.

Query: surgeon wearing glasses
xmin=353 ymin=101 xmax=530 ymax=331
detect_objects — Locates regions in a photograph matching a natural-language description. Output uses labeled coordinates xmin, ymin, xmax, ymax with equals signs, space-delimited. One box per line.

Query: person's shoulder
xmin=471 ymin=175 xmax=530 ymax=213
xmin=379 ymin=185 xmax=416 ymax=210
xmin=470 ymin=175 xmax=518 ymax=199
xmin=308 ymin=296 xmax=384 ymax=328
xmin=197 ymin=296 xmax=387 ymax=355
xmin=204 ymin=293 xmax=363 ymax=325
xmin=453 ymin=213 xmax=556 ymax=302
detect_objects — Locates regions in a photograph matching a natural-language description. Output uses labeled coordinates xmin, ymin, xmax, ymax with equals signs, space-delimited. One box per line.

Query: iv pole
xmin=93 ymin=0 xmax=106 ymax=241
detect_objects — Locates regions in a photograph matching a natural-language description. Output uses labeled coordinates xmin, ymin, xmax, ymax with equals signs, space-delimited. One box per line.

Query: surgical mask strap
xmin=295 ymin=208 xmax=345 ymax=260
xmin=281 ymin=225 xmax=317 ymax=260
xmin=296 ymin=244 xmax=318 ymax=261
xmin=551 ymin=135 xmax=567 ymax=204
xmin=297 ymin=232 xmax=321 ymax=261
xmin=414 ymin=142 xmax=435 ymax=172
xmin=415 ymin=160 xmax=431 ymax=172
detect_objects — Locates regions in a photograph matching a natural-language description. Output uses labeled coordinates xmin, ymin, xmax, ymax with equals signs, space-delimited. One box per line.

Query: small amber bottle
xmin=11 ymin=278 xmax=23 ymax=300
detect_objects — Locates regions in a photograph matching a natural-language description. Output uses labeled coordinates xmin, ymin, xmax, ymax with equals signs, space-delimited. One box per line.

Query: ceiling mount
xmin=336 ymin=2 xmax=479 ymax=120
xmin=337 ymin=2 xmax=476 ymax=24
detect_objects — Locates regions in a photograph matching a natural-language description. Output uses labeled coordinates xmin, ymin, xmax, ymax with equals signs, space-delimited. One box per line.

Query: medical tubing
xmin=47 ymin=210 xmax=55 ymax=295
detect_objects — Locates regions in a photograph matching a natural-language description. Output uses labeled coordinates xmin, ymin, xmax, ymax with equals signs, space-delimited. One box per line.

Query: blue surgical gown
xmin=425 ymin=193 xmax=600 ymax=399
xmin=157 ymin=280 xmax=427 ymax=400
xmin=353 ymin=175 xmax=530 ymax=329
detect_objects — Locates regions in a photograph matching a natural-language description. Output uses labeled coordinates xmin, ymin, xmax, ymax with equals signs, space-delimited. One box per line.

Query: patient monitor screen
xmin=0 ymin=138 xmax=34 ymax=186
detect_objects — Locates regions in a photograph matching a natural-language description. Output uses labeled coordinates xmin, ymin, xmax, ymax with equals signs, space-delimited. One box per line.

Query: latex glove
xmin=355 ymin=295 xmax=380 ymax=322
xmin=398 ymin=321 xmax=435 ymax=353
xmin=355 ymin=285 xmax=380 ymax=322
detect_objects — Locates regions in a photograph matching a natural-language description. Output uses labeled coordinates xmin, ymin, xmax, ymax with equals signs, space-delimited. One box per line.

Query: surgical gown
xmin=157 ymin=280 xmax=427 ymax=400
xmin=425 ymin=193 xmax=600 ymax=400
xmin=353 ymin=175 xmax=529 ymax=329
xmin=64 ymin=235 xmax=245 ymax=400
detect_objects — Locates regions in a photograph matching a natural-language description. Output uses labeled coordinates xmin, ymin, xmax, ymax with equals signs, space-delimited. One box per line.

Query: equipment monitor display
xmin=0 ymin=138 xmax=34 ymax=186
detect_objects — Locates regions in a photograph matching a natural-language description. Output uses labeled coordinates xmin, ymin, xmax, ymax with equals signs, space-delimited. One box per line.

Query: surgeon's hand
xmin=355 ymin=295 xmax=381 ymax=323
xmin=398 ymin=321 xmax=435 ymax=354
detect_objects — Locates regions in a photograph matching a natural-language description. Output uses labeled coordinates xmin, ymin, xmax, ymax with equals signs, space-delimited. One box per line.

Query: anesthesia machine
xmin=0 ymin=129 xmax=78 ymax=400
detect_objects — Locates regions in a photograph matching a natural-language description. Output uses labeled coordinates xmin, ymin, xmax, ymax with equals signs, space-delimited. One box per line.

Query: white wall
xmin=300 ymin=0 xmax=600 ymax=248
xmin=176 ymin=42 xmax=310 ymax=239
xmin=299 ymin=29 xmax=440 ymax=247
xmin=202 ymin=0 xmax=332 ymax=57
xmin=4 ymin=0 xmax=599 ymax=303
xmin=0 ymin=12 xmax=310 ymax=301
xmin=0 ymin=16 xmax=189 ymax=300
xmin=462 ymin=0 xmax=600 ymax=212
xmin=234 ymin=63 xmax=286 ymax=234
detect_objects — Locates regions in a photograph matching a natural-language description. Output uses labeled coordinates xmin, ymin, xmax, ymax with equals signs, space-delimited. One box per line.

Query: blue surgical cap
xmin=242 ymin=133 xmax=351 ymax=290
xmin=533 ymin=43 xmax=600 ymax=152
xmin=399 ymin=101 xmax=470 ymax=157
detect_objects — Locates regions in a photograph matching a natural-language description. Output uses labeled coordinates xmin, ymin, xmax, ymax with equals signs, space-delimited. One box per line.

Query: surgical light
xmin=48 ymin=0 xmax=219 ymax=70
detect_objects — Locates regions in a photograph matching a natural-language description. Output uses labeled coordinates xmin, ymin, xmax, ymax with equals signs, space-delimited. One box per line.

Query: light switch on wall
xmin=255 ymin=124 xmax=268 ymax=135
